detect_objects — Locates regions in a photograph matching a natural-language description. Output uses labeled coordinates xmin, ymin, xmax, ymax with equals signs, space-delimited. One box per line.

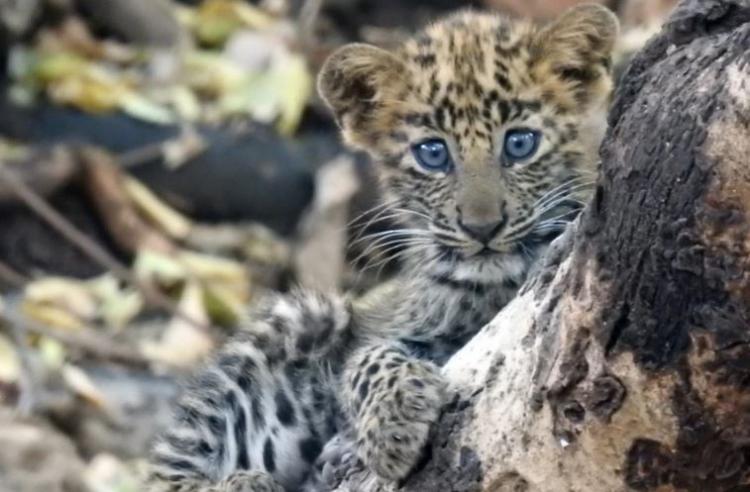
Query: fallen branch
xmin=298 ymin=0 xmax=325 ymax=45
xmin=0 ymin=259 xmax=29 ymax=289
xmin=0 ymin=146 xmax=78 ymax=204
xmin=0 ymin=158 xmax=210 ymax=332
xmin=80 ymin=146 xmax=176 ymax=254
xmin=5 ymin=302 xmax=38 ymax=415
xmin=1 ymin=306 xmax=152 ymax=368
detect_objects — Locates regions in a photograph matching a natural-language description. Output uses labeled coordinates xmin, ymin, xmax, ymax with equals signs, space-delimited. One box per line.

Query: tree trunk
xmin=335 ymin=0 xmax=750 ymax=490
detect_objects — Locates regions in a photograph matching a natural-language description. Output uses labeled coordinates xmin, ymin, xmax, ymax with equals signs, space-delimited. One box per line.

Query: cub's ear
xmin=317 ymin=43 xmax=407 ymax=139
xmin=533 ymin=4 xmax=619 ymax=103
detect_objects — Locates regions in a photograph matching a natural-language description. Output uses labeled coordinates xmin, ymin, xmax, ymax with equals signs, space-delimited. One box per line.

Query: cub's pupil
xmin=510 ymin=134 xmax=532 ymax=151
xmin=512 ymin=137 xmax=527 ymax=150
xmin=504 ymin=130 xmax=539 ymax=162
xmin=423 ymin=142 xmax=445 ymax=163
xmin=413 ymin=139 xmax=451 ymax=170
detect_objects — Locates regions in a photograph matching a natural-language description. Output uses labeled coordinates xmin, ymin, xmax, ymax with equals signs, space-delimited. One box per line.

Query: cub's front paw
xmin=306 ymin=432 xmax=361 ymax=491
xmin=355 ymin=360 xmax=446 ymax=481
xmin=219 ymin=471 xmax=284 ymax=492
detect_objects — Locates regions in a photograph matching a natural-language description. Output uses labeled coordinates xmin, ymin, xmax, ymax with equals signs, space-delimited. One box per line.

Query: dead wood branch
xmin=80 ymin=146 xmax=175 ymax=255
xmin=0 ymin=159 xmax=209 ymax=332
xmin=0 ymin=147 xmax=78 ymax=204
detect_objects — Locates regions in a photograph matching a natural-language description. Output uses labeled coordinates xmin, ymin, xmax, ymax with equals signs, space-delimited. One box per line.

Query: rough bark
xmin=336 ymin=0 xmax=750 ymax=490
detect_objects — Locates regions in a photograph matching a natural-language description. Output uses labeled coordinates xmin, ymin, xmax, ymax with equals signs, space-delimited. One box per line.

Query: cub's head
xmin=319 ymin=4 xmax=618 ymax=281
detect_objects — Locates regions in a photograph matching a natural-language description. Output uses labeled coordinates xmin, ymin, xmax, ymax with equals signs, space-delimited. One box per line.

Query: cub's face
xmin=319 ymin=5 xmax=618 ymax=281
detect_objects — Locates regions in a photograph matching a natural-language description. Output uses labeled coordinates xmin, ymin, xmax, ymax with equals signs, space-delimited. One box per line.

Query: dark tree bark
xmin=336 ymin=0 xmax=750 ymax=490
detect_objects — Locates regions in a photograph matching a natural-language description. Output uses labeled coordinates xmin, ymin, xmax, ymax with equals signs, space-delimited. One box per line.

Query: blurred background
xmin=0 ymin=1 xmax=676 ymax=490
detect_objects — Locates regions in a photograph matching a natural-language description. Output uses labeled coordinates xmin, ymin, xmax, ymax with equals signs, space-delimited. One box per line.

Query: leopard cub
xmin=147 ymin=4 xmax=618 ymax=491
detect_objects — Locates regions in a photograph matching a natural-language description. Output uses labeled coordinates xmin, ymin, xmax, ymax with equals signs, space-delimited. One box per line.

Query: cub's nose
xmin=458 ymin=214 xmax=507 ymax=244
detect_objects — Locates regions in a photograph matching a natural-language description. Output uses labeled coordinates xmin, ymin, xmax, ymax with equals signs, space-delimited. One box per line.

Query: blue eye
xmin=503 ymin=129 xmax=541 ymax=164
xmin=412 ymin=139 xmax=453 ymax=172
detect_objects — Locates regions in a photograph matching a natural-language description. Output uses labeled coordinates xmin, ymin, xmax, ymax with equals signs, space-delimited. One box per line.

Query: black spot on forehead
xmin=415 ymin=53 xmax=437 ymax=68
xmin=495 ymin=72 xmax=513 ymax=92
xmin=428 ymin=77 xmax=440 ymax=103
xmin=494 ymin=41 xmax=523 ymax=58
xmin=506 ymin=99 xmax=542 ymax=120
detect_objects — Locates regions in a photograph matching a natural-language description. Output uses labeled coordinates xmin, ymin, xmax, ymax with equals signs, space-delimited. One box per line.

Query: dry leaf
xmin=272 ymin=52 xmax=312 ymax=135
xmin=45 ymin=61 xmax=132 ymax=113
xmin=37 ymin=337 xmax=66 ymax=371
xmin=133 ymin=250 xmax=188 ymax=288
xmin=218 ymin=45 xmax=311 ymax=134
xmin=168 ymin=86 xmax=203 ymax=123
xmin=23 ymin=277 xmax=96 ymax=330
xmin=31 ymin=51 xmax=89 ymax=83
xmin=0 ymin=334 xmax=20 ymax=383
xmin=87 ymin=275 xmax=144 ymax=330
xmin=134 ymin=248 xmax=250 ymax=317
xmin=119 ymin=92 xmax=175 ymax=125
xmin=177 ymin=250 xmax=248 ymax=294
xmin=62 ymin=364 xmax=110 ymax=409
xmin=124 ymin=177 xmax=193 ymax=240
xmin=25 ymin=277 xmax=96 ymax=319
xmin=203 ymin=283 xmax=244 ymax=326
xmin=162 ymin=128 xmax=206 ymax=168
xmin=183 ymin=50 xmax=246 ymax=98
xmin=224 ymin=29 xmax=283 ymax=72
xmin=194 ymin=0 xmax=274 ymax=46
xmin=84 ymin=454 xmax=141 ymax=492
xmin=0 ymin=137 xmax=31 ymax=161
xmin=23 ymin=275 xmax=145 ymax=331
xmin=140 ymin=281 xmax=214 ymax=366
xmin=22 ymin=303 xmax=86 ymax=331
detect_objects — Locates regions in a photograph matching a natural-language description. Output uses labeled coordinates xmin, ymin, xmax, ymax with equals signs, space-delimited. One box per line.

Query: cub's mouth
xmin=476 ymin=247 xmax=498 ymax=257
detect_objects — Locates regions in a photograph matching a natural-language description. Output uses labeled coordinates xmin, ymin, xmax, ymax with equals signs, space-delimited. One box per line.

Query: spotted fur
xmin=147 ymin=5 xmax=618 ymax=492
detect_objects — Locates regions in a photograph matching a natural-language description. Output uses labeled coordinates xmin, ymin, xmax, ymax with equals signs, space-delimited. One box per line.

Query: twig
xmin=0 ymin=160 xmax=210 ymax=332
xmin=118 ymin=126 xmax=205 ymax=169
xmin=298 ymin=0 xmax=324 ymax=45
xmin=0 ymin=260 xmax=29 ymax=289
xmin=7 ymin=313 xmax=152 ymax=368
xmin=2 ymin=296 xmax=37 ymax=415
xmin=0 ymin=146 xmax=78 ymax=204
xmin=0 ymin=263 xmax=150 ymax=367
xmin=118 ymin=141 xmax=167 ymax=169
xmin=0 ymin=272 xmax=152 ymax=369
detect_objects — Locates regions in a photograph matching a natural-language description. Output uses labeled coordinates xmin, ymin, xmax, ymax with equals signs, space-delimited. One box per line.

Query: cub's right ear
xmin=317 ymin=43 xmax=407 ymax=139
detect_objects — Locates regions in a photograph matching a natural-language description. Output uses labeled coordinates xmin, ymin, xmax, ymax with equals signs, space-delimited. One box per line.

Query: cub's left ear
xmin=317 ymin=43 xmax=407 ymax=143
xmin=533 ymin=4 xmax=619 ymax=101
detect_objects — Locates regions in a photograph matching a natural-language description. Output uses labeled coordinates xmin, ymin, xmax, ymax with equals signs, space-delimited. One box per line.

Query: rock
xmin=53 ymin=364 xmax=180 ymax=459
xmin=75 ymin=0 xmax=185 ymax=47
xmin=0 ymin=409 xmax=90 ymax=492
